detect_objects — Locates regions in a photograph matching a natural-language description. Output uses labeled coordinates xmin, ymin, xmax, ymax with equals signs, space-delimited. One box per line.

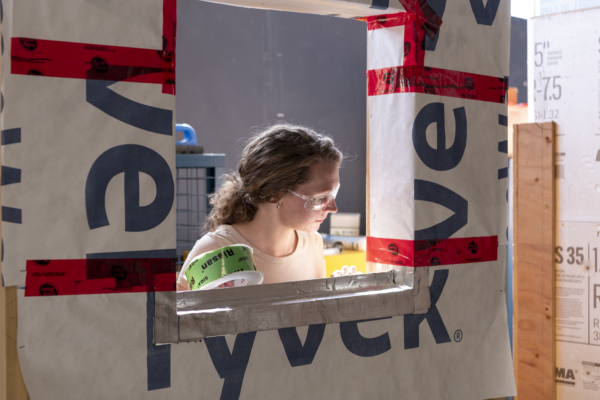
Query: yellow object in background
xmin=324 ymin=250 xmax=366 ymax=277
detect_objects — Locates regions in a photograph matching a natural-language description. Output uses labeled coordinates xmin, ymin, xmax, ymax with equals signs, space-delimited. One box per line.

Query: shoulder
xmin=177 ymin=226 xmax=233 ymax=285
xmin=300 ymin=231 xmax=324 ymax=252
xmin=192 ymin=225 xmax=237 ymax=255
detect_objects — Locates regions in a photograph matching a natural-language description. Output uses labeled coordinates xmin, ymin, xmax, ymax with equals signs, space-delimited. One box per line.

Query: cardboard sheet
xmin=535 ymin=0 xmax=600 ymax=16
xmin=529 ymin=8 xmax=600 ymax=397
xmin=554 ymin=222 xmax=600 ymax=396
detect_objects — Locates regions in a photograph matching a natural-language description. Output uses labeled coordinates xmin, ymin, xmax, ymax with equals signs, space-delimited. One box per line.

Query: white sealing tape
xmin=199 ymin=270 xmax=264 ymax=290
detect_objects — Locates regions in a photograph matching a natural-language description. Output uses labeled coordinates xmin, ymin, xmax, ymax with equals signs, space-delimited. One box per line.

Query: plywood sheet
xmin=4 ymin=287 xmax=29 ymax=400
xmin=513 ymin=121 xmax=556 ymax=400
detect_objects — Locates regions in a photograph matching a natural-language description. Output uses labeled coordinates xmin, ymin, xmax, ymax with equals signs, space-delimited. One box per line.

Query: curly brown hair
xmin=205 ymin=124 xmax=343 ymax=232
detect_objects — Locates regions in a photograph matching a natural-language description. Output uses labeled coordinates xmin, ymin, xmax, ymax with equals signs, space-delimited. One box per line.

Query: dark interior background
xmin=176 ymin=0 xmax=368 ymax=235
xmin=510 ymin=17 xmax=528 ymax=104
xmin=176 ymin=1 xmax=529 ymax=236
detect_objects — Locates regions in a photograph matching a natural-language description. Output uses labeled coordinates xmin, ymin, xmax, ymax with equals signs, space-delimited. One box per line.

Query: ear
xmin=268 ymin=192 xmax=285 ymax=204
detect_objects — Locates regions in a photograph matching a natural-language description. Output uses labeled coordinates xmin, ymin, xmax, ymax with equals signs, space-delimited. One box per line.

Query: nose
xmin=324 ymin=198 xmax=338 ymax=213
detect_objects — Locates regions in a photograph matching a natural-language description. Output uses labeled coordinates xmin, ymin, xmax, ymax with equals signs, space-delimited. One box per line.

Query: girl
xmin=177 ymin=124 xmax=352 ymax=291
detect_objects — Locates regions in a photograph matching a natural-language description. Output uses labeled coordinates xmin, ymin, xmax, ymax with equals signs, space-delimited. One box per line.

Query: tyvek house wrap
xmin=2 ymin=0 xmax=516 ymax=399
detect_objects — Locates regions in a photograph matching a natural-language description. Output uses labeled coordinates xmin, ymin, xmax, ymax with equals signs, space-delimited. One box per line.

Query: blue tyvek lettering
xmin=206 ymin=332 xmax=257 ymax=400
xmin=278 ymin=324 xmax=326 ymax=367
xmin=86 ymin=70 xmax=172 ymax=136
xmin=413 ymin=103 xmax=467 ymax=171
xmin=340 ymin=317 xmax=392 ymax=357
xmin=425 ymin=0 xmax=446 ymax=51
xmin=414 ymin=179 xmax=468 ymax=243
xmin=85 ymin=144 xmax=174 ymax=232
xmin=469 ymin=0 xmax=501 ymax=26
xmin=404 ymin=269 xmax=451 ymax=349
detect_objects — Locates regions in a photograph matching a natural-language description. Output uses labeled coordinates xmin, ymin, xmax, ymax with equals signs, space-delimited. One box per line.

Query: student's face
xmin=279 ymin=162 xmax=339 ymax=232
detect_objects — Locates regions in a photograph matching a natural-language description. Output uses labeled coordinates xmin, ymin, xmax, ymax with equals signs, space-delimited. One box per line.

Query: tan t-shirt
xmin=176 ymin=224 xmax=326 ymax=290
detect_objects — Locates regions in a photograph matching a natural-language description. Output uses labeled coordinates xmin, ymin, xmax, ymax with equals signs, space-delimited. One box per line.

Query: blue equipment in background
xmin=176 ymin=123 xmax=198 ymax=146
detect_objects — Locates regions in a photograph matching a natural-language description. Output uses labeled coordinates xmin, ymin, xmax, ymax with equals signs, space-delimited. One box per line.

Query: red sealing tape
xmin=367 ymin=235 xmax=498 ymax=267
xmin=25 ymin=258 xmax=176 ymax=297
xmin=11 ymin=0 xmax=176 ymax=94
xmin=367 ymin=65 xmax=508 ymax=103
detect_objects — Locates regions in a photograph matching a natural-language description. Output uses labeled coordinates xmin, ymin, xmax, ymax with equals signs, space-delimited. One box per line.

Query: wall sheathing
xmin=529 ymin=7 xmax=600 ymax=398
xmin=1 ymin=0 xmax=515 ymax=398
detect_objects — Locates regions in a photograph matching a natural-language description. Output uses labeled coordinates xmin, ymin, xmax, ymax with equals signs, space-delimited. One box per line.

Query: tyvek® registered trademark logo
xmin=28 ymin=70 xmax=43 ymax=76
xmin=110 ymin=265 xmax=127 ymax=281
xmin=376 ymin=16 xmax=387 ymax=24
xmin=404 ymin=42 xmax=411 ymax=56
xmin=91 ymin=57 xmax=109 ymax=73
xmin=388 ymin=243 xmax=399 ymax=256
xmin=33 ymin=260 xmax=50 ymax=266
xmin=468 ymin=242 xmax=478 ymax=254
xmin=39 ymin=284 xmax=58 ymax=296
xmin=454 ymin=330 xmax=463 ymax=342
xmin=430 ymin=257 xmax=440 ymax=266
xmin=20 ymin=38 xmax=37 ymax=51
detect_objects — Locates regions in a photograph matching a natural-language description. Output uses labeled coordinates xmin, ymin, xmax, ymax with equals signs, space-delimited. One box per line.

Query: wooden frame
xmin=2 ymin=286 xmax=30 ymax=400
xmin=513 ymin=122 xmax=556 ymax=399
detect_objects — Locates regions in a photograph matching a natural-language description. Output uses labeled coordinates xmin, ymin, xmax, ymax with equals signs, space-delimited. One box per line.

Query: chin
xmin=296 ymin=223 xmax=321 ymax=233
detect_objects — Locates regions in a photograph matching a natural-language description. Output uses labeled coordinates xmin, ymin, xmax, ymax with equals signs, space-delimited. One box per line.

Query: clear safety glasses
xmin=288 ymin=184 xmax=340 ymax=211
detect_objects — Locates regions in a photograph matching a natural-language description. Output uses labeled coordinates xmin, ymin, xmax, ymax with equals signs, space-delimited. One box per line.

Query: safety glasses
xmin=288 ymin=183 xmax=340 ymax=211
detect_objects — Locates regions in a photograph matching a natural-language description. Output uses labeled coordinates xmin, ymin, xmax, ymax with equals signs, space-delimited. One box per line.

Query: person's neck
xmin=232 ymin=211 xmax=297 ymax=257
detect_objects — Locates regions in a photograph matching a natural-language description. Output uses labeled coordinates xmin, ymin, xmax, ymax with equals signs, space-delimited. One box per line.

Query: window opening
xmin=154 ymin=2 xmax=433 ymax=344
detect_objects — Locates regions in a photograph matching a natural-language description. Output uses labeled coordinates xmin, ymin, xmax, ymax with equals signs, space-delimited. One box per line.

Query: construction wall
xmin=529 ymin=7 xmax=600 ymax=398
xmin=2 ymin=1 xmax=515 ymax=399
xmin=366 ymin=0 xmax=514 ymax=397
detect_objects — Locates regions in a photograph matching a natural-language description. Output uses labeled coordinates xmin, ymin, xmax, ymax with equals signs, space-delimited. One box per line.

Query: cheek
xmin=282 ymin=206 xmax=320 ymax=230
xmin=294 ymin=208 xmax=317 ymax=224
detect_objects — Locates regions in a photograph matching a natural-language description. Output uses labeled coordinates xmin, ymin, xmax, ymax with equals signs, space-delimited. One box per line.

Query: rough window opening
xmin=153 ymin=1 xmax=431 ymax=344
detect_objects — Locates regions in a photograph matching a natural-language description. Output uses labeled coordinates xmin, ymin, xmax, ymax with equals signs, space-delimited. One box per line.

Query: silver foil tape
xmin=153 ymin=268 xmax=430 ymax=344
